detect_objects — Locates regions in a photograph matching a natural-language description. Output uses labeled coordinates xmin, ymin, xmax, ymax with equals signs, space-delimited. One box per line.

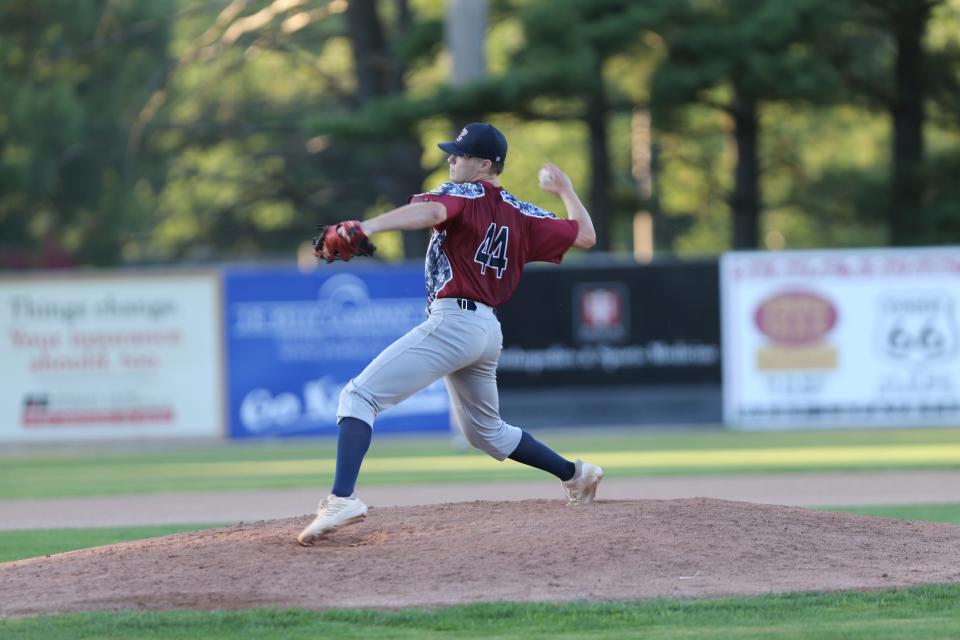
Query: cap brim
xmin=438 ymin=141 xmax=467 ymax=156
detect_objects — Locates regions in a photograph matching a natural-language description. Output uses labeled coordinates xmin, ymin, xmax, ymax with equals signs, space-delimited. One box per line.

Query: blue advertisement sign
xmin=224 ymin=264 xmax=449 ymax=439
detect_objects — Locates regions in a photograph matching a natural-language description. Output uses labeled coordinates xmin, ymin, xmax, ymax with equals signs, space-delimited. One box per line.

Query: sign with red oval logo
xmin=754 ymin=291 xmax=837 ymax=345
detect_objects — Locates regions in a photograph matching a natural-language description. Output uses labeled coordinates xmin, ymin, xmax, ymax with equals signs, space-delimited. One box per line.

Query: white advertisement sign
xmin=721 ymin=248 xmax=960 ymax=429
xmin=0 ymin=273 xmax=223 ymax=442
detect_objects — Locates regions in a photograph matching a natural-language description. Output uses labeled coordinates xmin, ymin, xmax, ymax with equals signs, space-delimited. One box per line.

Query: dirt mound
xmin=3 ymin=498 xmax=960 ymax=618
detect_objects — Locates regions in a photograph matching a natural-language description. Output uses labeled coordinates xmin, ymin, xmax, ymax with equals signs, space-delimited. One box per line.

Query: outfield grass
xmin=3 ymin=429 xmax=959 ymax=638
xmin=2 ymin=427 xmax=959 ymax=499
xmin=821 ymin=503 xmax=960 ymax=525
xmin=2 ymin=585 xmax=959 ymax=639
xmin=0 ymin=524 xmax=223 ymax=563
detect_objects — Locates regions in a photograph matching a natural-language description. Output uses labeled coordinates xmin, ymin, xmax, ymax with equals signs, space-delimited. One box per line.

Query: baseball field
xmin=2 ymin=426 xmax=960 ymax=638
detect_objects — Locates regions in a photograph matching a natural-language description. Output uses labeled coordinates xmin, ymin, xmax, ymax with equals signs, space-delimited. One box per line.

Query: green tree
xmin=0 ymin=0 xmax=175 ymax=267
xmin=476 ymin=0 xmax=694 ymax=252
xmin=650 ymin=0 xmax=844 ymax=249
xmin=131 ymin=0 xmax=446 ymax=262
xmin=329 ymin=0 xmax=670 ymax=253
xmin=833 ymin=0 xmax=959 ymax=244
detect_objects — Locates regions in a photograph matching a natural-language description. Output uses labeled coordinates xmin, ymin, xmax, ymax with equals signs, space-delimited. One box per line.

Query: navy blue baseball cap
xmin=438 ymin=123 xmax=508 ymax=163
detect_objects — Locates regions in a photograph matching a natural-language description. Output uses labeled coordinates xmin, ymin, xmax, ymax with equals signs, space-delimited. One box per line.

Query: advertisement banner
xmin=0 ymin=273 xmax=223 ymax=442
xmin=721 ymin=248 xmax=960 ymax=429
xmin=496 ymin=262 xmax=722 ymax=388
xmin=224 ymin=265 xmax=449 ymax=439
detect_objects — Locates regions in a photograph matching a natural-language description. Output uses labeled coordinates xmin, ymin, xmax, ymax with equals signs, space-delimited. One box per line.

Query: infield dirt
xmin=2 ymin=498 xmax=960 ymax=618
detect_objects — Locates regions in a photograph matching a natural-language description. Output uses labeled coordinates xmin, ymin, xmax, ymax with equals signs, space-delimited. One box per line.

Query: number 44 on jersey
xmin=474 ymin=223 xmax=510 ymax=278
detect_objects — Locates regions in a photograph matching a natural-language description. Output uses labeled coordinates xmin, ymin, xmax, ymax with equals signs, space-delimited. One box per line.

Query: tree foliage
xmin=1 ymin=0 xmax=959 ymax=269
xmin=0 ymin=0 xmax=176 ymax=267
xmin=650 ymin=0 xmax=848 ymax=249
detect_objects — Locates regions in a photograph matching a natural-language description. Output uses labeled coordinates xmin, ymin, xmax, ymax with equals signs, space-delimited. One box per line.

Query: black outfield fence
xmin=496 ymin=259 xmax=722 ymax=427
xmin=498 ymin=260 xmax=722 ymax=388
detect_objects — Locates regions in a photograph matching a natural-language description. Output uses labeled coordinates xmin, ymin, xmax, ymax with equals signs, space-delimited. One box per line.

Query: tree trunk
xmin=347 ymin=0 xmax=428 ymax=258
xmin=346 ymin=1 xmax=391 ymax=102
xmin=730 ymin=82 xmax=761 ymax=250
xmin=445 ymin=0 xmax=487 ymax=86
xmin=444 ymin=0 xmax=487 ymax=150
xmin=584 ymin=61 xmax=611 ymax=252
xmin=889 ymin=0 xmax=931 ymax=245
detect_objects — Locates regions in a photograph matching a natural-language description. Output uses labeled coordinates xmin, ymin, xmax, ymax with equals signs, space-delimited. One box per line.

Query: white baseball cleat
xmin=297 ymin=494 xmax=368 ymax=545
xmin=561 ymin=459 xmax=604 ymax=505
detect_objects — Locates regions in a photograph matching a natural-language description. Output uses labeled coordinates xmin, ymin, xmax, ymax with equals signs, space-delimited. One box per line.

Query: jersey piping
xmin=499 ymin=190 xmax=557 ymax=218
xmin=427 ymin=182 xmax=486 ymax=199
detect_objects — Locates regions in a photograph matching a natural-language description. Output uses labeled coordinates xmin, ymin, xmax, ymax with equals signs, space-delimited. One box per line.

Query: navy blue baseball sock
xmin=508 ymin=430 xmax=577 ymax=481
xmin=331 ymin=417 xmax=372 ymax=497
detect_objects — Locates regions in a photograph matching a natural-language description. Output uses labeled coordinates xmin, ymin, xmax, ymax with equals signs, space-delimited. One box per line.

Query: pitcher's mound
xmin=3 ymin=498 xmax=960 ymax=617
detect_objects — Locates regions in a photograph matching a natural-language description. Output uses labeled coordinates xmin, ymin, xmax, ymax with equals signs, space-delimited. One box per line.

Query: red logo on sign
xmin=754 ymin=291 xmax=837 ymax=345
xmin=581 ymin=288 xmax=622 ymax=330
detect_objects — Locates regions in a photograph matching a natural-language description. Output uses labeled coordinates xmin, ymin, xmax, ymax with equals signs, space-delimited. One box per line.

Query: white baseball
xmin=538 ymin=168 xmax=553 ymax=185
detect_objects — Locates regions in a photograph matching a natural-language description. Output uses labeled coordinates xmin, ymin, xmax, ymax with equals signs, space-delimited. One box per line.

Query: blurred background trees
xmin=1 ymin=0 xmax=958 ymax=269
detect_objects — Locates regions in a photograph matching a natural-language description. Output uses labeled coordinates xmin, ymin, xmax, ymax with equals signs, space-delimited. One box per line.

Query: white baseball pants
xmin=337 ymin=297 xmax=523 ymax=460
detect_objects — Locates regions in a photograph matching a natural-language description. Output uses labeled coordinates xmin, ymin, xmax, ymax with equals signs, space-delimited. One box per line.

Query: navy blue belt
xmin=457 ymin=298 xmax=495 ymax=314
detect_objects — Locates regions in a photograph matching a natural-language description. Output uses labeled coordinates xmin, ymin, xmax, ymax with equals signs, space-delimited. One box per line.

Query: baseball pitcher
xmin=299 ymin=122 xmax=603 ymax=545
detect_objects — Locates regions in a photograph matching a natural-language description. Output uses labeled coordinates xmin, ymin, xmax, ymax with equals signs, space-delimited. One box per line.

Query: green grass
xmin=3 ymin=430 xmax=959 ymax=638
xmin=821 ymin=503 xmax=960 ymax=525
xmin=2 ymin=586 xmax=960 ymax=639
xmin=2 ymin=427 xmax=959 ymax=499
xmin=0 ymin=524 xmax=223 ymax=563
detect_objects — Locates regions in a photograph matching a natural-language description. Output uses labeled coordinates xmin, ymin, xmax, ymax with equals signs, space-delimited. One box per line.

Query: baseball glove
xmin=313 ymin=220 xmax=377 ymax=263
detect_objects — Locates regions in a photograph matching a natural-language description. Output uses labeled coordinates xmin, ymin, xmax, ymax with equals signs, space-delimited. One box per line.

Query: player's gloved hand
xmin=313 ymin=220 xmax=377 ymax=263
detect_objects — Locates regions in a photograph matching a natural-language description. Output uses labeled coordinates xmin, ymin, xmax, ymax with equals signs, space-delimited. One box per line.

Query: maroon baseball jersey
xmin=410 ymin=180 xmax=578 ymax=308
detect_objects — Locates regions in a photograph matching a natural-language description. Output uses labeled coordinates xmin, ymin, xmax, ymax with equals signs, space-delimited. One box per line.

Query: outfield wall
xmin=721 ymin=248 xmax=960 ymax=430
xmin=494 ymin=260 xmax=723 ymax=428
xmin=223 ymin=264 xmax=449 ymax=439
xmin=2 ymin=245 xmax=957 ymax=442
xmin=0 ymin=271 xmax=224 ymax=442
